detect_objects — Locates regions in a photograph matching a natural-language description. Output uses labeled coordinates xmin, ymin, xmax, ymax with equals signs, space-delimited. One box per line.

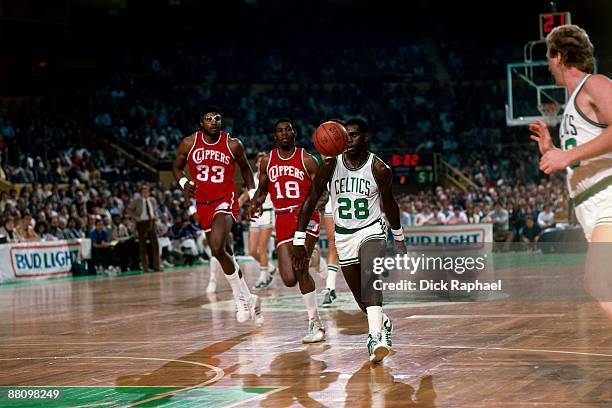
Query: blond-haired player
xmin=530 ymin=25 xmax=612 ymax=320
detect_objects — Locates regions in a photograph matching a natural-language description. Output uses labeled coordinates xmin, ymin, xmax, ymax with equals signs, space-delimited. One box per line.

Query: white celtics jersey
xmin=560 ymin=74 xmax=611 ymax=198
xmin=254 ymin=172 xmax=273 ymax=209
xmin=330 ymin=152 xmax=382 ymax=229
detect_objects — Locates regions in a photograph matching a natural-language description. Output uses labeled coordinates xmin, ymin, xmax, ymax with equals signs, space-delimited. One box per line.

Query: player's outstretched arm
xmin=247 ymin=154 xmax=271 ymax=221
xmin=374 ymin=157 xmax=407 ymax=253
xmin=172 ymin=135 xmax=197 ymax=195
xmin=293 ymin=157 xmax=335 ymax=261
xmin=230 ymin=138 xmax=256 ymax=191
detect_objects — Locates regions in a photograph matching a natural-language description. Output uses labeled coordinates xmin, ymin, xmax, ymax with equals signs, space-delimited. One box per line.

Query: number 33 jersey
xmin=187 ymin=131 xmax=237 ymax=202
xmin=560 ymin=74 xmax=611 ymax=198
xmin=330 ymin=152 xmax=382 ymax=230
xmin=266 ymin=147 xmax=312 ymax=210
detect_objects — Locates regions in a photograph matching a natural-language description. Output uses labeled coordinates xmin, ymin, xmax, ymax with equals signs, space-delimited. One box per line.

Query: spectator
xmin=446 ymin=206 xmax=468 ymax=225
xmin=17 ymin=212 xmax=39 ymax=242
xmin=427 ymin=207 xmax=447 ymax=225
xmin=48 ymin=216 xmax=66 ymax=240
xmin=89 ymin=219 xmax=114 ymax=273
xmin=35 ymin=220 xmax=53 ymax=241
xmin=0 ymin=217 xmax=21 ymax=243
xmin=537 ymin=204 xmax=555 ymax=230
xmin=414 ymin=205 xmax=434 ymax=226
xmin=111 ymin=215 xmax=137 ymax=271
xmin=520 ymin=216 xmax=541 ymax=251
xmin=64 ymin=217 xmax=85 ymax=239
xmin=484 ymin=201 xmax=514 ymax=249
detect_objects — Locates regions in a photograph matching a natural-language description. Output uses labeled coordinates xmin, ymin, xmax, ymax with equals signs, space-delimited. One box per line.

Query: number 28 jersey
xmin=187 ymin=131 xmax=237 ymax=202
xmin=330 ymin=152 xmax=382 ymax=229
xmin=266 ymin=147 xmax=312 ymax=210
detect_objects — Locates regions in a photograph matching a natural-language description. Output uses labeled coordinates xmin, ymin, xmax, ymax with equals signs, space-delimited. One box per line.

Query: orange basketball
xmin=313 ymin=121 xmax=348 ymax=157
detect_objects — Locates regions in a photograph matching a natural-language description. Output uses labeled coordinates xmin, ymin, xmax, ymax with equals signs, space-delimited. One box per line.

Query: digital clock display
xmin=539 ymin=12 xmax=571 ymax=40
xmin=391 ymin=153 xmax=420 ymax=167
xmin=386 ymin=152 xmax=435 ymax=186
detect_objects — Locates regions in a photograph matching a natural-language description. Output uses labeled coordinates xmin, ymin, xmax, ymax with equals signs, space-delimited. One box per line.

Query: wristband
xmin=248 ymin=188 xmax=257 ymax=200
xmin=178 ymin=177 xmax=189 ymax=189
xmin=391 ymin=227 xmax=404 ymax=242
xmin=293 ymin=231 xmax=306 ymax=246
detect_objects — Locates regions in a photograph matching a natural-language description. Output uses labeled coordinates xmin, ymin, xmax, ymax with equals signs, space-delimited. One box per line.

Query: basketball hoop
xmin=537 ymin=102 xmax=561 ymax=126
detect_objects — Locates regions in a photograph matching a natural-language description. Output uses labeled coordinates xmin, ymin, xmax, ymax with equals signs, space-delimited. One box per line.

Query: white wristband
xmin=293 ymin=231 xmax=306 ymax=246
xmin=248 ymin=188 xmax=257 ymax=200
xmin=178 ymin=177 xmax=189 ymax=189
xmin=391 ymin=228 xmax=404 ymax=242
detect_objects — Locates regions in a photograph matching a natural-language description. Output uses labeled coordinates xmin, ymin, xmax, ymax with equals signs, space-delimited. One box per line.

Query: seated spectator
xmin=484 ymin=201 xmax=514 ymax=249
xmin=17 ymin=213 xmax=40 ymax=242
xmin=520 ymin=216 xmax=541 ymax=251
xmin=89 ymin=219 xmax=114 ymax=273
xmin=414 ymin=205 xmax=434 ymax=226
xmin=466 ymin=202 xmax=483 ymax=224
xmin=111 ymin=215 xmax=138 ymax=271
xmin=537 ymin=204 xmax=555 ymax=230
xmin=0 ymin=217 xmax=22 ymax=243
xmin=35 ymin=220 xmax=54 ymax=241
xmin=426 ymin=207 xmax=447 ymax=225
xmin=64 ymin=217 xmax=86 ymax=239
xmin=400 ymin=202 xmax=413 ymax=230
xmin=48 ymin=216 xmax=66 ymax=240
xmin=446 ymin=206 xmax=468 ymax=225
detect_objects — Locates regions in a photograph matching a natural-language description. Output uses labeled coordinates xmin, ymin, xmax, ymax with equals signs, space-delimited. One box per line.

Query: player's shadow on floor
xmin=232 ymin=344 xmax=341 ymax=407
xmin=329 ymin=309 xmax=368 ymax=336
xmin=114 ymin=332 xmax=251 ymax=388
xmin=345 ymin=362 xmax=436 ymax=408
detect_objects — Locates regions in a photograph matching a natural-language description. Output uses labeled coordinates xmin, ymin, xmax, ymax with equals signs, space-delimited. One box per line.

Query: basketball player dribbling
xmin=173 ymin=106 xmax=263 ymax=325
xmin=529 ymin=25 xmax=612 ymax=320
xmin=247 ymin=118 xmax=326 ymax=343
xmin=294 ymin=118 xmax=408 ymax=362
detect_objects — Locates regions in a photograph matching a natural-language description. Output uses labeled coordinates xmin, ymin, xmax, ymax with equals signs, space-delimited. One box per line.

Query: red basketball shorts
xmin=275 ymin=206 xmax=320 ymax=247
xmin=196 ymin=191 xmax=239 ymax=233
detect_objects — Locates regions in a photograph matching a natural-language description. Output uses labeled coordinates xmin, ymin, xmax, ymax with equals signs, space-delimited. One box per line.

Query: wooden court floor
xmin=0 ymin=255 xmax=611 ymax=407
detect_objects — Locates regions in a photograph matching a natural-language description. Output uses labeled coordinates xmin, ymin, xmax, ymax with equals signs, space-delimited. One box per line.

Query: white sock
xmin=257 ymin=266 xmax=269 ymax=282
xmin=209 ymin=258 xmax=220 ymax=282
xmin=326 ymin=264 xmax=338 ymax=290
xmin=302 ymin=290 xmax=319 ymax=320
xmin=366 ymin=306 xmax=383 ymax=336
xmin=224 ymin=268 xmax=243 ymax=301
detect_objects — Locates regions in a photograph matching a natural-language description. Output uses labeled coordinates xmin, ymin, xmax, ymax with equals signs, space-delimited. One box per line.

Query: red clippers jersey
xmin=266 ymin=147 xmax=312 ymax=210
xmin=187 ymin=131 xmax=237 ymax=202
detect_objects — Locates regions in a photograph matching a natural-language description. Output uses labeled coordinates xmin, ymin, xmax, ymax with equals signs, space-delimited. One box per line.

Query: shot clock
xmin=539 ymin=12 xmax=571 ymax=40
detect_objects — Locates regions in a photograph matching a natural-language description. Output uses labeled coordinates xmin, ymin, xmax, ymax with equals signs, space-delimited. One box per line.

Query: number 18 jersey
xmin=330 ymin=152 xmax=382 ymax=229
xmin=266 ymin=147 xmax=312 ymax=210
xmin=187 ymin=131 xmax=237 ymax=202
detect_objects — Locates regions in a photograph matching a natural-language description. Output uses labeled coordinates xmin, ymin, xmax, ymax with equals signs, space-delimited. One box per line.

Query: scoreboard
xmin=386 ymin=152 xmax=435 ymax=186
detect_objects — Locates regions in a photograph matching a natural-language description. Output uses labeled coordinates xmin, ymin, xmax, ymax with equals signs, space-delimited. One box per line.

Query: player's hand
xmin=246 ymin=203 xmax=262 ymax=222
xmin=540 ymin=148 xmax=572 ymax=174
xmin=292 ymin=251 xmax=309 ymax=273
xmin=293 ymin=243 xmax=308 ymax=260
xmin=181 ymin=179 xmax=197 ymax=195
xmin=529 ymin=119 xmax=555 ymax=155
xmin=394 ymin=239 xmax=408 ymax=254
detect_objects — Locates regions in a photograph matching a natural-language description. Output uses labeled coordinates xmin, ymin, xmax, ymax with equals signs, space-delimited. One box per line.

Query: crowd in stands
xmin=0 ymin=32 xmax=573 ymax=269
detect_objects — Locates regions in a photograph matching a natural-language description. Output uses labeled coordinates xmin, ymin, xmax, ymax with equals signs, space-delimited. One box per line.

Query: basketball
xmin=313 ymin=121 xmax=348 ymax=157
